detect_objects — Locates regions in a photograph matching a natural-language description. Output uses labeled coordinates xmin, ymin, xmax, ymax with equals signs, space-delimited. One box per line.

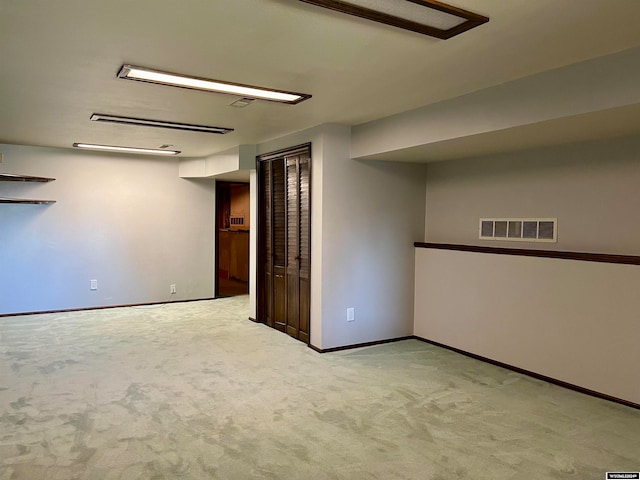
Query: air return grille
xmin=230 ymin=216 xmax=245 ymax=226
xmin=479 ymin=218 xmax=557 ymax=243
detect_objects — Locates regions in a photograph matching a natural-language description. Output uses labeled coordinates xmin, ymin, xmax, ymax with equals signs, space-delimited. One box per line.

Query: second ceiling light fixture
xmin=117 ymin=65 xmax=312 ymax=105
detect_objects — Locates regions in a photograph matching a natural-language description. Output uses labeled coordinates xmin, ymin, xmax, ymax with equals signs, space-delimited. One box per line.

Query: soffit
xmin=1 ymin=0 xmax=640 ymax=158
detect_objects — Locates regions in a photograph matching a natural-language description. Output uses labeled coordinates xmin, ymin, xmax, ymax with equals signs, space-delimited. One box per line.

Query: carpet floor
xmin=0 ymin=296 xmax=638 ymax=479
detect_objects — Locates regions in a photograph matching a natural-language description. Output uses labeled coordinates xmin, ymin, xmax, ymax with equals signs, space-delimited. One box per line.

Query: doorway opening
xmin=257 ymin=144 xmax=311 ymax=343
xmin=216 ymin=182 xmax=250 ymax=297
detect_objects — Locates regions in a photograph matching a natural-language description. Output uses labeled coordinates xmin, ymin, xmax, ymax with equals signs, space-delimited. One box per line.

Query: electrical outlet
xmin=170 ymin=284 xmax=176 ymax=295
xmin=347 ymin=307 xmax=355 ymax=322
xmin=90 ymin=279 xmax=98 ymax=291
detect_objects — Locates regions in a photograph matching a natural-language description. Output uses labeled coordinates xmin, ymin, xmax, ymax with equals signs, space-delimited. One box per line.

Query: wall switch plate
xmin=170 ymin=284 xmax=176 ymax=294
xmin=90 ymin=279 xmax=98 ymax=291
xmin=347 ymin=307 xmax=355 ymax=322
xmin=0 ymin=152 xmax=3 ymax=163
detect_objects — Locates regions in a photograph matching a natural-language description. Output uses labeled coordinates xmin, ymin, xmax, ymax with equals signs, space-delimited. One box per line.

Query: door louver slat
xmin=258 ymin=145 xmax=311 ymax=344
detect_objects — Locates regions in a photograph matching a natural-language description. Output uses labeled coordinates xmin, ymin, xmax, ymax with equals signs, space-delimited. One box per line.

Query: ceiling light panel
xmin=118 ymin=65 xmax=311 ymax=104
xmin=342 ymin=0 xmax=465 ymax=29
xmin=298 ymin=0 xmax=489 ymax=39
xmin=73 ymin=143 xmax=180 ymax=155
xmin=90 ymin=114 xmax=233 ymax=134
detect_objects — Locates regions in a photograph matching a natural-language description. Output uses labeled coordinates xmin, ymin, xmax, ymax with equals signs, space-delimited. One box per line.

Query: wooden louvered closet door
xmin=258 ymin=145 xmax=311 ymax=343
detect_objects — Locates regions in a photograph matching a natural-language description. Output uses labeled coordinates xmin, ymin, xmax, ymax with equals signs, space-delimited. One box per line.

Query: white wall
xmin=318 ymin=126 xmax=426 ymax=349
xmin=256 ymin=124 xmax=426 ymax=350
xmin=351 ymin=47 xmax=640 ymax=160
xmin=424 ymin=135 xmax=640 ymax=255
xmin=0 ymin=144 xmax=215 ymax=314
xmin=179 ymin=144 xmax=256 ymax=179
xmin=414 ymin=248 xmax=640 ymax=405
xmin=415 ymin=134 xmax=640 ymax=405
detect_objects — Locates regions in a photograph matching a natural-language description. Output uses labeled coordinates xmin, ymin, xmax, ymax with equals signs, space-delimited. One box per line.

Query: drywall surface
xmin=319 ymin=126 xmax=426 ymax=349
xmin=0 ymin=144 xmax=215 ymax=314
xmin=414 ymin=247 xmax=640 ymax=405
xmin=424 ymin=134 xmax=640 ymax=256
xmin=351 ymin=47 xmax=640 ymax=160
xmin=256 ymin=124 xmax=426 ymax=349
xmin=179 ymin=145 xmax=256 ymax=179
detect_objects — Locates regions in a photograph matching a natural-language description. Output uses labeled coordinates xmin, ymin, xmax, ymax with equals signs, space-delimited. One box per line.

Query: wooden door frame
xmin=256 ymin=143 xmax=312 ymax=342
xmin=215 ymin=180 xmax=249 ymax=298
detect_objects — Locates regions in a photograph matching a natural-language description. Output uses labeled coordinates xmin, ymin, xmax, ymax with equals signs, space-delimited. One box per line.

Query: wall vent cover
xmin=230 ymin=215 xmax=245 ymax=226
xmin=479 ymin=218 xmax=557 ymax=243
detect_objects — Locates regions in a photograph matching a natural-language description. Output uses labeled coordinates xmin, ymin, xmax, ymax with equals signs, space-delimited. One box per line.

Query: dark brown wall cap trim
xmin=414 ymin=242 xmax=640 ymax=266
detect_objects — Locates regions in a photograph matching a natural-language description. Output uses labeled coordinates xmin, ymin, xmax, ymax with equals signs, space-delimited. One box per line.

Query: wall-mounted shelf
xmin=1 ymin=173 xmax=56 ymax=204
xmin=0 ymin=173 xmax=55 ymax=182
xmin=0 ymin=197 xmax=56 ymax=204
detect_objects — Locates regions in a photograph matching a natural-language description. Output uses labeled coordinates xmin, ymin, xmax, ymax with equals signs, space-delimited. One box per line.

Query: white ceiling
xmin=2 ymin=0 xmax=640 ymax=159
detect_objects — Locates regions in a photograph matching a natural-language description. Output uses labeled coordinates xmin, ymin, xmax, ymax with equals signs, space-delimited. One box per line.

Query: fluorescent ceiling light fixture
xmin=73 ymin=143 xmax=180 ymax=155
xmin=117 ymin=65 xmax=311 ymax=104
xmin=297 ymin=0 xmax=489 ymax=39
xmin=90 ymin=113 xmax=233 ymax=134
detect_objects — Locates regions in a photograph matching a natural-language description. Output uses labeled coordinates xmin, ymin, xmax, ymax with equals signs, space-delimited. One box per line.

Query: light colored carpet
xmin=0 ymin=296 xmax=638 ymax=479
